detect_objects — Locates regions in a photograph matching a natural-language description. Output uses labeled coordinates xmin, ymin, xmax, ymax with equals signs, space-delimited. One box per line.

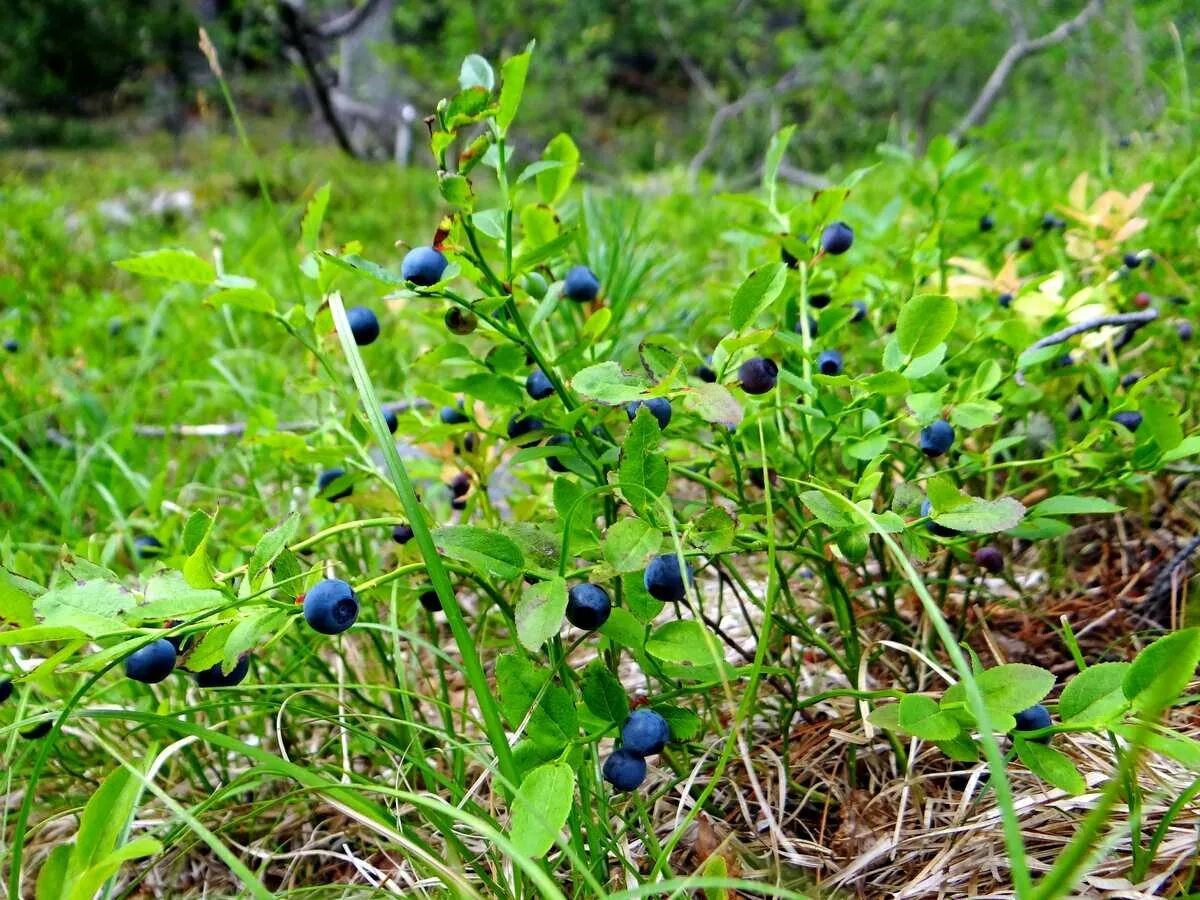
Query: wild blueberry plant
xmin=3 ymin=43 xmax=1198 ymax=898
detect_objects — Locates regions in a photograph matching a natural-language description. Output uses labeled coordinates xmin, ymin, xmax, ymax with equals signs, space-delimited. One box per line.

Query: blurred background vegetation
xmin=1 ymin=0 xmax=1196 ymax=176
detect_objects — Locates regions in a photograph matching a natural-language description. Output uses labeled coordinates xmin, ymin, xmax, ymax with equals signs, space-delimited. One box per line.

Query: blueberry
xmin=22 ymin=721 xmax=52 ymax=740
xmin=3 ymin=338 xmax=17 ymax=353
xmin=566 ymin=583 xmax=612 ymax=631
xmin=1120 ymin=372 xmax=1142 ymax=389
xmin=195 ymin=654 xmax=251 ymax=688
xmin=921 ymin=499 xmax=959 ymax=537
xmin=850 ymin=300 xmax=868 ymax=322
xmin=133 ymin=535 xmax=164 ymax=559
xmin=998 ymin=292 xmax=1013 ymax=308
xmin=526 ymin=369 xmax=555 ymax=400
xmin=1018 ymin=236 xmax=1035 ymax=251
xmin=780 ymin=246 xmax=799 ymax=269
xmin=1013 ymin=704 xmax=1052 ymax=742
xmin=462 ymin=433 xmax=478 ymax=453
xmin=1179 ymin=321 xmax=1194 ymax=341
xmin=545 ymin=433 xmax=572 ymax=473
xmin=820 ymin=221 xmax=854 ymax=255
xmin=317 ymin=468 xmax=353 ymax=501
xmin=401 ymin=246 xmax=448 ymax=286
xmin=448 ymin=472 xmax=471 ymax=498
xmin=737 ymin=357 xmax=778 ymax=395
xmin=563 ymin=265 xmax=600 ymax=302
xmin=108 ymin=317 xmax=124 ymax=337
xmin=1123 ymin=252 xmax=1141 ymax=269
xmin=1113 ymin=411 xmax=1143 ymax=432
xmin=124 ymin=638 xmax=177 ymax=684
xmin=974 ymin=545 xmax=1004 ymax=574
xmin=602 ymin=748 xmax=647 ymax=792
xmin=346 ymin=306 xmax=380 ymax=346
xmin=0 ymin=678 xmax=12 ymax=705
xmin=452 ymin=497 xmax=467 ymax=511
xmin=522 ymin=271 xmax=548 ymax=299
xmin=382 ymin=407 xmax=398 ymax=434
xmin=810 ymin=292 xmax=832 ymax=309
xmin=303 ymin=579 xmax=360 ymax=635
xmin=979 ymin=214 xmax=995 ymax=232
xmin=695 ymin=358 xmax=717 ymax=383
xmin=444 ymin=307 xmax=478 ymax=335
xmin=507 ymin=415 xmax=545 ymax=448
xmin=392 ymin=524 xmax=414 ymax=544
xmin=419 ymin=588 xmax=442 ymax=612
xmin=918 ymin=419 xmax=955 ymax=457
xmin=749 ymin=468 xmax=778 ymax=490
xmin=816 ymin=350 xmax=843 ymax=376
xmin=644 ymin=554 xmax=692 ymax=602
xmin=622 ymin=708 xmax=671 ymax=755
xmin=626 ymin=398 xmax=672 ymax=430
xmin=1040 ymin=213 xmax=1065 ymax=231
xmin=794 ymin=315 xmax=819 ymax=338
xmin=440 ymin=403 xmax=470 ymax=425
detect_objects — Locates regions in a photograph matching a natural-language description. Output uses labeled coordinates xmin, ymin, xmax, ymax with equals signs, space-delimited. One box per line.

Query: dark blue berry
xmin=810 ymin=292 xmax=832 ymax=309
xmin=303 ymin=579 xmax=359 ymax=635
xmin=440 ymin=404 xmax=470 ymax=425
xmin=392 ymin=524 xmax=414 ymax=544
xmin=1113 ymin=411 xmax=1143 ymax=432
xmin=563 ymin=266 xmax=600 ymax=302
xmin=626 ymin=398 xmax=672 ymax=430
xmin=738 ymin=357 xmax=778 ymax=395
xmin=133 ymin=535 xmax=164 ymax=559
xmin=196 ymin=654 xmax=251 ymax=688
xmin=0 ymin=679 xmax=12 ymax=705
xmin=526 ymin=369 xmax=555 ymax=400
xmin=794 ymin=314 xmax=819 ymax=337
xmin=998 ymin=293 xmax=1013 ymax=308
xmin=1123 ymin=252 xmax=1141 ymax=269
xmin=419 ymin=588 xmax=442 ymax=612
xmin=974 ymin=545 xmax=1004 ymax=573
xmin=545 ymin=434 xmax=571 ymax=473
xmin=22 ymin=721 xmax=52 ymax=740
xmin=346 ymin=306 xmax=380 ymax=345
xmin=566 ymin=583 xmax=611 ymax=631
xmin=816 ymin=350 xmax=843 ymax=376
xmin=644 ymin=554 xmax=692 ymax=602
xmin=1013 ymin=704 xmax=1052 ymax=743
xmin=918 ymin=419 xmax=955 ymax=457
xmin=507 ymin=415 xmax=545 ymax=448
xmin=383 ymin=407 xmax=398 ymax=433
xmin=317 ymin=468 xmax=353 ymax=501
xmin=125 ymin=638 xmax=177 ymax=684
xmin=921 ymin=499 xmax=959 ymax=538
xmin=979 ymin=214 xmax=995 ymax=232
xmin=820 ymin=221 xmax=854 ymax=255
xmin=401 ymin=246 xmax=448 ymax=286
xmin=602 ymin=749 xmax=647 ymax=792
xmin=621 ymin=708 xmax=671 ymax=756
xmin=850 ymin=300 xmax=868 ymax=322
xmin=1179 ymin=321 xmax=1194 ymax=341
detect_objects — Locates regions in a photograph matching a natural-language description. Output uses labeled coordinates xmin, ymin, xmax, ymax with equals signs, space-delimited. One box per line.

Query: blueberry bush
xmin=2 ymin=41 xmax=1200 ymax=898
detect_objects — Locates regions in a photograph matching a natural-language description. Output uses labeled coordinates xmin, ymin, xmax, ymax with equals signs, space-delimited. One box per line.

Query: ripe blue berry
xmin=921 ymin=499 xmax=959 ymax=537
xmin=1113 ymin=411 xmax=1143 ymax=432
xmin=196 ymin=654 xmax=251 ymax=688
xmin=1123 ymin=252 xmax=1141 ymax=269
xmin=810 ymin=292 xmax=832 ymax=309
xmin=850 ymin=300 xmax=868 ymax=322
xmin=448 ymin=472 xmax=470 ymax=498
xmin=545 ymin=434 xmax=571 ymax=473
xmin=22 ymin=722 xmax=52 ymax=740
xmin=563 ymin=266 xmax=600 ymax=302
xmin=816 ymin=350 xmax=843 ymax=376
xmin=644 ymin=554 xmax=692 ymax=603
xmin=134 ymin=535 xmax=164 ymax=559
xmin=919 ymin=419 xmax=955 ymax=457
xmin=738 ymin=357 xmax=778 ymax=395
xmin=621 ymin=708 xmax=671 ymax=756
xmin=566 ymin=583 xmax=611 ymax=631
xmin=3 ymin=338 xmax=18 ymax=353
xmin=383 ymin=407 xmax=398 ymax=434
xmin=695 ymin=359 xmax=717 ymax=382
xmin=794 ymin=314 xmax=819 ymax=337
xmin=507 ymin=415 xmax=545 ymax=448
xmin=440 ymin=403 xmax=470 ymax=425
xmin=125 ymin=638 xmax=177 ymax=684
xmin=820 ymin=221 xmax=854 ymax=255
xmin=419 ymin=588 xmax=442 ymax=612
xmin=979 ymin=214 xmax=995 ymax=232
xmin=401 ymin=246 xmax=448 ymax=286
xmin=0 ymin=678 xmax=12 ymax=705
xmin=1179 ymin=321 xmax=1194 ymax=341
xmin=392 ymin=524 xmax=414 ymax=544
xmin=526 ymin=369 xmax=554 ymax=400
xmin=974 ymin=545 xmax=1004 ymax=573
xmin=626 ymin=398 xmax=672 ymax=430
xmin=1013 ymin=704 xmax=1052 ymax=743
xmin=602 ymin=749 xmax=647 ymax=792
xmin=303 ymin=579 xmax=360 ymax=635
xmin=346 ymin=306 xmax=380 ymax=345
xmin=317 ymin=468 xmax=353 ymax=501
xmin=1041 ymin=213 xmax=1065 ymax=231
xmin=998 ymin=292 xmax=1013 ymax=308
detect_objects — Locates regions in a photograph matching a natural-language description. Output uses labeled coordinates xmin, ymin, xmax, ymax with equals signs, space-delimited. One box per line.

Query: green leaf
xmin=34 ymin=580 xmax=135 ymax=637
xmin=868 ymin=703 xmax=901 ymax=731
xmin=762 ymin=125 xmax=796 ymax=198
xmin=729 ymin=263 xmax=788 ymax=331
xmin=459 ymin=54 xmax=495 ymax=92
xmin=618 ymin=407 xmax=668 ymax=517
xmin=1123 ymin=627 xmax=1200 ymax=714
xmin=1031 ymin=496 xmax=1124 ymax=517
xmin=69 ymin=837 xmax=162 ymax=900
xmin=1014 ymin=738 xmax=1086 ymax=795
xmin=895 ymin=295 xmax=957 ymax=358
xmin=183 ymin=511 xmax=218 ymax=589
xmin=691 ymin=507 xmax=735 ymax=555
xmin=603 ymin=518 xmax=660 ymax=573
xmin=941 ymin=663 xmax=1054 ymax=719
xmin=1112 ymin=726 xmax=1200 ymax=769
xmin=933 ymin=496 xmax=1026 ymax=534
xmin=570 ymin=361 xmax=651 ymax=404
xmin=182 ymin=510 xmax=212 ymax=554
xmin=1143 ymin=398 xmax=1184 ymax=452
xmin=0 ymin=624 xmax=87 ymax=645
xmin=432 ymin=526 xmax=525 ymax=580
xmin=510 ymin=761 xmax=574 ymax=859
xmin=597 ymin=607 xmax=644 ymax=650
xmin=949 ymin=400 xmax=1002 ymax=430
xmin=652 ymin=703 xmax=702 ymax=741
xmin=580 ymin=661 xmax=629 ymax=724
xmin=497 ymin=47 xmax=532 ymax=133
xmin=115 ymin=249 xmax=214 ymax=284
xmin=684 ymin=382 xmax=744 ymax=428
xmin=134 ymin=572 xmax=224 ymax=621
xmin=224 ymin=609 xmax=284 ymax=673
xmin=798 ymin=490 xmax=853 ymax=528
xmin=35 ymin=844 xmax=70 ymax=900
xmin=515 ymin=577 xmax=567 ymax=651
xmin=0 ymin=568 xmax=37 ymax=628
xmin=1058 ymin=662 xmax=1131 ymax=725
xmin=300 ymin=182 xmax=331 ymax=251
xmin=536 ymin=134 xmax=579 ymax=205
xmin=207 ymin=287 xmax=275 ymax=314
xmin=249 ymin=513 xmax=300 ymax=580
xmin=646 ymin=620 xmax=723 ymax=668
xmin=898 ymin=694 xmax=962 ymax=740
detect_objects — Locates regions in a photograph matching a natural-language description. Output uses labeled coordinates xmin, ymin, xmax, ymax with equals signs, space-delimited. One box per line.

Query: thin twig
xmin=1014 ymin=309 xmax=1157 ymax=384
xmin=131 ymin=400 xmax=426 ymax=438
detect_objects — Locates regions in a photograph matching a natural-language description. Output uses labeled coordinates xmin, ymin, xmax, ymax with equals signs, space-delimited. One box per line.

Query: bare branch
xmin=656 ymin=13 xmax=721 ymax=106
xmin=130 ymin=400 xmax=427 ymax=439
xmin=775 ymin=160 xmax=831 ymax=190
xmin=1013 ymin=308 xmax=1156 ymax=384
xmin=278 ymin=0 xmax=361 ymax=158
xmin=311 ymin=0 xmax=389 ymax=40
xmin=952 ymin=0 xmax=1104 ymax=141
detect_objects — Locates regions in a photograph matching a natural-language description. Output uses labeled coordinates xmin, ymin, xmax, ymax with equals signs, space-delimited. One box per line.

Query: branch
xmin=130 ymin=400 xmax=426 ymax=439
xmin=310 ymin=0 xmax=389 ymax=40
xmin=655 ymin=13 xmax=721 ymax=106
xmin=775 ymin=160 xmax=831 ymax=190
xmin=1014 ymin=309 xmax=1157 ymax=384
xmin=687 ymin=64 xmax=812 ymax=183
xmin=952 ymin=0 xmax=1104 ymax=141
xmin=278 ymin=0 xmax=361 ymax=158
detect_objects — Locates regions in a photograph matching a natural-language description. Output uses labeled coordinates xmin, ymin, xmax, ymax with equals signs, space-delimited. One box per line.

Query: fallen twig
xmin=131 ymin=400 xmax=426 ymax=438
xmin=1014 ymin=309 xmax=1158 ymax=384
